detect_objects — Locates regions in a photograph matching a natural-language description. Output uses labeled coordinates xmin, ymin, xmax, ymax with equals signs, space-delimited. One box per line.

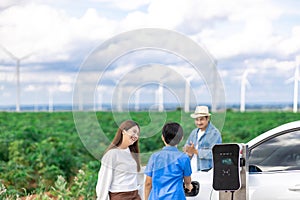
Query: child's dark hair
xmin=162 ymin=122 xmax=183 ymax=146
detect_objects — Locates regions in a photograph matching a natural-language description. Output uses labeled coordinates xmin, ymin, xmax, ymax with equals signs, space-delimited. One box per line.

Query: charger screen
xmin=222 ymin=158 xmax=233 ymax=165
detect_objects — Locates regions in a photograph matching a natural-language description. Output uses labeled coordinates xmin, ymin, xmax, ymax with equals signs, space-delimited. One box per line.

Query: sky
xmin=0 ymin=0 xmax=300 ymax=110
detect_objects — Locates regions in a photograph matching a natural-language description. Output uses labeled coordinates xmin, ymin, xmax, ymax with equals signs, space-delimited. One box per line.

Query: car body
xmin=186 ymin=120 xmax=300 ymax=200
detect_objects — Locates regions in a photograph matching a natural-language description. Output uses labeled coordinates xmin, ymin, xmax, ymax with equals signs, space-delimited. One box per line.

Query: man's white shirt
xmin=191 ymin=129 xmax=205 ymax=172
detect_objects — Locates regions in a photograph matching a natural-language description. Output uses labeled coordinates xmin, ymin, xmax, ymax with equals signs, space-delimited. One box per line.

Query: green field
xmin=0 ymin=110 xmax=299 ymax=199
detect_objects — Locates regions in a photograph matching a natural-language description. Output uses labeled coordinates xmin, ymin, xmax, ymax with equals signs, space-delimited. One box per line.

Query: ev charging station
xmin=212 ymin=143 xmax=249 ymax=200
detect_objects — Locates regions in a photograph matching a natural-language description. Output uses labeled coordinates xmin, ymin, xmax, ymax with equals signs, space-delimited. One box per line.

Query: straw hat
xmin=190 ymin=106 xmax=211 ymax=118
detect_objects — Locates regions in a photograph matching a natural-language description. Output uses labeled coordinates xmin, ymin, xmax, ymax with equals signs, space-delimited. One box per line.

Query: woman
xmin=96 ymin=120 xmax=142 ymax=200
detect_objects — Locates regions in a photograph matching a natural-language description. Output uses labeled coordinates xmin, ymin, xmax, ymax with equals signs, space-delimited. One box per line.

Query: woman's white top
xmin=96 ymin=147 xmax=138 ymax=200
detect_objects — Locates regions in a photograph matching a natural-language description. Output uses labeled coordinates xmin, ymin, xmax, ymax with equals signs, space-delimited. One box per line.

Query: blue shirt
xmin=144 ymin=146 xmax=192 ymax=200
xmin=185 ymin=122 xmax=222 ymax=171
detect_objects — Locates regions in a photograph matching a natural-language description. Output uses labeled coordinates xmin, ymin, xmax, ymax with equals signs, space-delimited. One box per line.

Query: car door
xmin=248 ymin=129 xmax=300 ymax=200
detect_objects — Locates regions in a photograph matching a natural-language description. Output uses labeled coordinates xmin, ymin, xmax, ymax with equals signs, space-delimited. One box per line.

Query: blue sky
xmin=0 ymin=0 xmax=300 ymax=110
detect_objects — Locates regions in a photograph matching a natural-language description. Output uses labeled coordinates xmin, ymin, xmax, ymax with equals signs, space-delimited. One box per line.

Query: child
xmin=144 ymin=122 xmax=193 ymax=199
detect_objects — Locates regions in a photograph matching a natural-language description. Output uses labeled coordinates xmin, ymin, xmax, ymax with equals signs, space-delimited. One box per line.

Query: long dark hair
xmin=104 ymin=120 xmax=141 ymax=172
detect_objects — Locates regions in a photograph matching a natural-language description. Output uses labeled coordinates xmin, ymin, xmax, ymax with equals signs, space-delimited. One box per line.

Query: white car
xmin=186 ymin=120 xmax=300 ymax=200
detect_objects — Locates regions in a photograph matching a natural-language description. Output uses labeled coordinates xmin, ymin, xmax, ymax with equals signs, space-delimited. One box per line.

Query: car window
xmin=249 ymin=130 xmax=300 ymax=172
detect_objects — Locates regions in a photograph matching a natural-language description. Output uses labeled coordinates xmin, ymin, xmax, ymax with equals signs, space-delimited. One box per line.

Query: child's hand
xmin=185 ymin=183 xmax=193 ymax=192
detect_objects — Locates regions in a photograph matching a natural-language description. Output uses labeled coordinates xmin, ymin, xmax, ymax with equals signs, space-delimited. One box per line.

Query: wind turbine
xmin=24 ymin=85 xmax=41 ymax=112
xmin=135 ymin=89 xmax=141 ymax=111
xmin=117 ymin=85 xmax=123 ymax=112
xmin=184 ymin=75 xmax=194 ymax=113
xmin=0 ymin=45 xmax=33 ymax=112
xmin=287 ymin=56 xmax=300 ymax=113
xmin=156 ymin=84 xmax=164 ymax=112
xmin=47 ymin=76 xmax=72 ymax=112
xmin=240 ymin=69 xmax=251 ymax=112
xmin=48 ymin=87 xmax=54 ymax=112
xmin=293 ymin=56 xmax=300 ymax=112
xmin=47 ymin=80 xmax=58 ymax=112
xmin=96 ymin=86 xmax=104 ymax=111
xmin=77 ymin=79 xmax=83 ymax=111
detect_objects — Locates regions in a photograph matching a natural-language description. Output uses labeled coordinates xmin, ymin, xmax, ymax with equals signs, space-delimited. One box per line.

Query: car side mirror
xmin=184 ymin=181 xmax=200 ymax=197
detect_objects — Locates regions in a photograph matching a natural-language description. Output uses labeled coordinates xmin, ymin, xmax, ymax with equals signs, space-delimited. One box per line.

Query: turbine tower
xmin=48 ymin=87 xmax=54 ymax=112
xmin=293 ymin=56 xmax=300 ymax=113
xmin=77 ymin=80 xmax=83 ymax=111
xmin=184 ymin=75 xmax=193 ymax=112
xmin=0 ymin=45 xmax=32 ymax=112
xmin=117 ymin=86 xmax=123 ymax=112
xmin=156 ymin=84 xmax=164 ymax=112
xmin=286 ymin=56 xmax=300 ymax=113
xmin=96 ymin=86 xmax=103 ymax=111
xmin=135 ymin=89 xmax=141 ymax=111
xmin=47 ymin=80 xmax=57 ymax=112
xmin=240 ymin=69 xmax=250 ymax=112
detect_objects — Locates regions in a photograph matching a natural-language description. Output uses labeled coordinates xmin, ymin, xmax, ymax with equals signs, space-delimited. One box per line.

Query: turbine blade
xmin=20 ymin=52 xmax=34 ymax=60
xmin=0 ymin=45 xmax=18 ymax=60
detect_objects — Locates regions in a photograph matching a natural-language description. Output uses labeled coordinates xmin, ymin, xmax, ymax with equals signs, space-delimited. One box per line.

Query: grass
xmin=0 ymin=110 xmax=300 ymax=198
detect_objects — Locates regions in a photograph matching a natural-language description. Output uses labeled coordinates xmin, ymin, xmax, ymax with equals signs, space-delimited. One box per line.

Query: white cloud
xmin=118 ymin=0 xmax=291 ymax=63
xmin=244 ymin=58 xmax=296 ymax=75
xmin=0 ymin=0 xmax=23 ymax=9
xmin=70 ymin=8 xmax=117 ymax=41
xmin=120 ymin=11 xmax=148 ymax=30
xmin=0 ymin=67 xmax=15 ymax=82
xmin=178 ymin=0 xmax=283 ymax=59
xmin=1 ymin=0 xmax=300 ymax=106
xmin=91 ymin=0 xmax=150 ymax=11
xmin=119 ymin=0 xmax=188 ymax=31
xmin=24 ymin=84 xmax=41 ymax=91
xmin=0 ymin=0 xmax=292 ymax=64
xmin=57 ymin=83 xmax=72 ymax=92
xmin=146 ymin=0 xmax=187 ymax=28
xmin=0 ymin=3 xmax=118 ymax=63
xmin=0 ymin=3 xmax=73 ymax=62
xmin=277 ymin=26 xmax=300 ymax=56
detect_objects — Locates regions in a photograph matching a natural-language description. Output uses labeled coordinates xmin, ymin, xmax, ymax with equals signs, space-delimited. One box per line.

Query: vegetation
xmin=0 ymin=110 xmax=299 ymax=199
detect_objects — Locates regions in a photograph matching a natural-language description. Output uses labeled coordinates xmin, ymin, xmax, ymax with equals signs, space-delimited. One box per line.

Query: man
xmin=184 ymin=105 xmax=222 ymax=172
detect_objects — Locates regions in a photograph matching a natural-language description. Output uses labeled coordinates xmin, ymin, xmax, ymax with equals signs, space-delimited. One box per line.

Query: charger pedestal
xmin=219 ymin=144 xmax=248 ymax=200
xmin=212 ymin=143 xmax=249 ymax=200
